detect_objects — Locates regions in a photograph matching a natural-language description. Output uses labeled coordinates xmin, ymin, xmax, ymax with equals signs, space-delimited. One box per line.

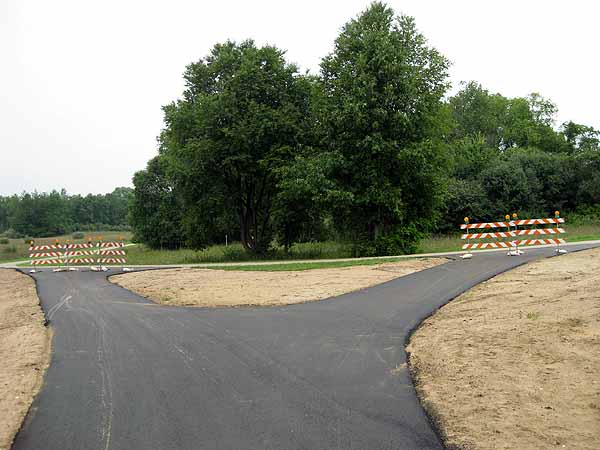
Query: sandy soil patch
xmin=0 ymin=270 xmax=51 ymax=450
xmin=111 ymin=258 xmax=446 ymax=307
xmin=407 ymin=248 xmax=600 ymax=450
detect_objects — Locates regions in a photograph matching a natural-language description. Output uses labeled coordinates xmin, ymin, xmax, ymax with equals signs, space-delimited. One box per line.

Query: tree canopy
xmin=319 ymin=4 xmax=450 ymax=254
xmin=0 ymin=188 xmax=133 ymax=237
xmin=154 ymin=40 xmax=315 ymax=253
xmin=130 ymin=2 xmax=600 ymax=254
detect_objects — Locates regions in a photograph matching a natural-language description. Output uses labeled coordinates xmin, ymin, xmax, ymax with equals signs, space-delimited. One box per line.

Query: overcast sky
xmin=1 ymin=0 xmax=598 ymax=195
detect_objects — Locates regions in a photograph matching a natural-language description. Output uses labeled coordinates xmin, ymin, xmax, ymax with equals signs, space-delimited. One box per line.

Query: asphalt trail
xmin=11 ymin=244 xmax=597 ymax=450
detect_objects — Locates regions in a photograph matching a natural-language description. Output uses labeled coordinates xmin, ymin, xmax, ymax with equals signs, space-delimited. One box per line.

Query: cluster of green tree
xmin=0 ymin=187 xmax=133 ymax=237
xmin=131 ymin=2 xmax=600 ymax=255
xmin=439 ymin=85 xmax=600 ymax=232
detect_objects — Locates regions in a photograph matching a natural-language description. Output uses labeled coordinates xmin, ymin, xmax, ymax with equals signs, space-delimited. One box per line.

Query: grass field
xmin=125 ymin=240 xmax=353 ymax=265
xmin=124 ymin=223 xmax=600 ymax=266
xmin=0 ymin=231 xmax=133 ymax=263
xmin=420 ymin=223 xmax=600 ymax=254
xmin=203 ymin=257 xmax=424 ymax=271
xmin=9 ymin=223 xmax=600 ymax=268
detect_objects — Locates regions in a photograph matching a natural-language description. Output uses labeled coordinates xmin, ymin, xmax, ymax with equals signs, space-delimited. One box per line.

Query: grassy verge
xmin=0 ymin=231 xmax=133 ymax=263
xmin=408 ymin=248 xmax=600 ymax=450
xmin=125 ymin=241 xmax=353 ymax=265
xmin=0 ymin=270 xmax=51 ymax=449
xmin=11 ymin=223 xmax=600 ymax=267
xmin=202 ymin=257 xmax=422 ymax=271
xmin=419 ymin=223 xmax=600 ymax=254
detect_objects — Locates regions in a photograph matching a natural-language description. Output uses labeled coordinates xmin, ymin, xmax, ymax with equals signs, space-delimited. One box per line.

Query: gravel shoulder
xmin=111 ymin=258 xmax=446 ymax=307
xmin=0 ymin=270 xmax=51 ymax=450
xmin=407 ymin=248 xmax=600 ymax=450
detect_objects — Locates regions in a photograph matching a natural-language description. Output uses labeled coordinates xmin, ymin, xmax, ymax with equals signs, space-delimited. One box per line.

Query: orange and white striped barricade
xmin=28 ymin=243 xmax=64 ymax=271
xmin=91 ymin=239 xmax=129 ymax=271
xmin=509 ymin=213 xmax=567 ymax=254
xmin=29 ymin=239 xmax=128 ymax=271
xmin=60 ymin=242 xmax=97 ymax=271
xmin=460 ymin=217 xmax=517 ymax=259
xmin=64 ymin=245 xmax=97 ymax=271
xmin=29 ymin=242 xmax=97 ymax=271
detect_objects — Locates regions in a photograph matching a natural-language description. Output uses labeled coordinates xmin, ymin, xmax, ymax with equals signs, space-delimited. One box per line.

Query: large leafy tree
xmin=160 ymin=40 xmax=314 ymax=252
xmin=448 ymin=81 xmax=507 ymax=148
xmin=560 ymin=121 xmax=600 ymax=153
xmin=320 ymin=2 xmax=450 ymax=254
xmin=0 ymin=188 xmax=132 ymax=237
xmin=0 ymin=197 xmax=10 ymax=233
xmin=449 ymin=82 xmax=569 ymax=153
xmin=130 ymin=157 xmax=185 ymax=249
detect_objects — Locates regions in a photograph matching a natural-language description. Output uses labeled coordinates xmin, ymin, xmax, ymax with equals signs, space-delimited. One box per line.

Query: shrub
xmin=4 ymin=229 xmax=23 ymax=239
xmin=567 ymin=205 xmax=600 ymax=226
xmin=0 ymin=238 xmax=9 ymax=245
xmin=222 ymin=245 xmax=253 ymax=261
xmin=353 ymin=225 xmax=422 ymax=257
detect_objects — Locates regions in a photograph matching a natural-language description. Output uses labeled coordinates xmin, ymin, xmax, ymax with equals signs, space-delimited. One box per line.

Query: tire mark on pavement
xmin=47 ymin=294 xmax=72 ymax=320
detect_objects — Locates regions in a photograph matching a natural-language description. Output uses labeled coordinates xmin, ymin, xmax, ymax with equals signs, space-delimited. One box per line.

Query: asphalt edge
xmin=103 ymin=259 xmax=455 ymax=311
xmin=6 ymin=239 xmax=600 ymax=270
xmin=4 ymin=268 xmax=54 ymax=450
xmin=403 ymin=246 xmax=598 ymax=450
xmin=6 ymin=246 xmax=596 ymax=450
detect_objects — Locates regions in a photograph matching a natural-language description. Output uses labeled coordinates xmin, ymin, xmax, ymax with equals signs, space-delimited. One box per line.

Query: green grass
xmin=10 ymin=222 xmax=600 ymax=267
xmin=418 ymin=234 xmax=463 ymax=254
xmin=120 ymin=222 xmax=600 ymax=267
xmin=563 ymin=224 xmax=600 ymax=242
xmin=418 ymin=223 xmax=600 ymax=254
xmin=0 ymin=231 xmax=133 ymax=263
xmin=126 ymin=241 xmax=353 ymax=265
xmin=203 ymin=257 xmax=416 ymax=271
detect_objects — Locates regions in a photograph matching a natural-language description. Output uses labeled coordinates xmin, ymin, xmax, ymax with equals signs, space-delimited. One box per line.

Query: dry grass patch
xmin=408 ymin=248 xmax=600 ymax=450
xmin=111 ymin=258 xmax=445 ymax=307
xmin=0 ymin=270 xmax=51 ymax=450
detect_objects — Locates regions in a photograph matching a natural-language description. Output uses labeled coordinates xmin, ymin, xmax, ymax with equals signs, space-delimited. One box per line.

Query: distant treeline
xmin=0 ymin=187 xmax=133 ymax=238
xmin=130 ymin=2 xmax=600 ymax=255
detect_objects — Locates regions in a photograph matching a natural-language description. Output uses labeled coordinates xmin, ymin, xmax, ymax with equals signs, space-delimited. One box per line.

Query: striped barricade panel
xmin=29 ymin=252 xmax=62 ymax=258
xmin=99 ymin=249 xmax=126 ymax=256
xmin=29 ymin=243 xmax=96 ymax=252
xmin=99 ymin=242 xmax=125 ymax=248
xmin=29 ymin=244 xmax=60 ymax=251
xmin=513 ymin=228 xmax=566 ymax=236
xmin=62 ymin=251 xmax=95 ymax=257
xmin=460 ymin=221 xmax=510 ymax=230
xmin=462 ymin=241 xmax=515 ymax=250
xmin=462 ymin=228 xmax=566 ymax=240
xmin=63 ymin=258 xmax=96 ymax=264
xmin=509 ymin=218 xmax=565 ymax=226
xmin=461 ymin=231 xmax=516 ymax=240
xmin=512 ymin=238 xmax=566 ymax=247
xmin=62 ymin=243 xmax=95 ymax=250
xmin=30 ymin=259 xmax=63 ymax=265
xmin=97 ymin=258 xmax=127 ymax=264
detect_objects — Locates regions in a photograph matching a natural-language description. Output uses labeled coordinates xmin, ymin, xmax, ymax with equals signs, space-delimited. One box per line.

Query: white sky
xmin=1 ymin=0 xmax=598 ymax=195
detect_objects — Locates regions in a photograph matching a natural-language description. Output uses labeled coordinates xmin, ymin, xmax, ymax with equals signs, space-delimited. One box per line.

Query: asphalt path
xmin=11 ymin=243 xmax=598 ymax=450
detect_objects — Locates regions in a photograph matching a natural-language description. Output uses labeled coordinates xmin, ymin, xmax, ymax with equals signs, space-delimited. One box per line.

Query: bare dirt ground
xmin=0 ymin=270 xmax=51 ymax=450
xmin=111 ymin=258 xmax=446 ymax=307
xmin=407 ymin=248 xmax=600 ymax=450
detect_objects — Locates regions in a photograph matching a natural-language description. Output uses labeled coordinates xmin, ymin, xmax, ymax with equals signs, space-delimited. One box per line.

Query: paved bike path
xmin=11 ymin=244 xmax=597 ymax=450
